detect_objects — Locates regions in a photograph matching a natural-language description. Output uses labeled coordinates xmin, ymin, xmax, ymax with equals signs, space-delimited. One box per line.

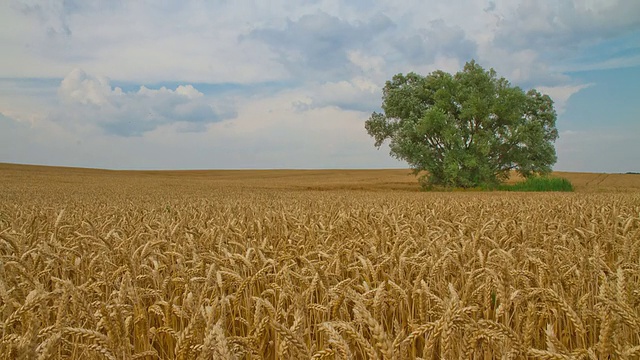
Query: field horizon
xmin=2 ymin=162 xmax=640 ymax=193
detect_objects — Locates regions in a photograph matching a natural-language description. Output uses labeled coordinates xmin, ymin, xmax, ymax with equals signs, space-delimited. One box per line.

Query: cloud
xmin=248 ymin=11 xmax=394 ymax=81
xmin=559 ymin=52 xmax=640 ymax=73
xmin=298 ymin=77 xmax=382 ymax=113
xmin=536 ymin=83 xmax=593 ymax=113
xmin=191 ymin=90 xmax=404 ymax=169
xmin=4 ymin=0 xmax=639 ymax=85
xmin=469 ymin=1 xmax=640 ymax=87
xmin=13 ymin=0 xmax=73 ymax=38
xmin=247 ymin=10 xmax=478 ymax=86
xmin=0 ymin=111 xmax=85 ymax=167
xmin=3 ymin=1 xmax=287 ymax=83
xmin=0 ymin=91 xmax=404 ymax=170
xmin=1 ymin=1 xmax=639 ymax=172
xmin=478 ymin=47 xmax=570 ymax=86
xmin=59 ymin=68 xmax=112 ymax=105
xmin=484 ymin=1 xmax=496 ymax=12
xmin=493 ymin=0 xmax=640 ymax=59
xmin=0 ymin=78 xmax=59 ymax=125
xmin=55 ymin=69 xmax=234 ymax=136
xmin=347 ymin=50 xmax=385 ymax=76
xmin=392 ymin=19 xmax=476 ymax=66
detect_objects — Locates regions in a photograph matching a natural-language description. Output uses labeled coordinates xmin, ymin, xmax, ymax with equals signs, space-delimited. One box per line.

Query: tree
xmin=365 ymin=60 xmax=559 ymax=188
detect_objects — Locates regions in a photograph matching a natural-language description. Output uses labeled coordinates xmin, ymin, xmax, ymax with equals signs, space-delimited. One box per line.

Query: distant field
xmin=1 ymin=163 xmax=639 ymax=359
xmin=1 ymin=163 xmax=640 ymax=193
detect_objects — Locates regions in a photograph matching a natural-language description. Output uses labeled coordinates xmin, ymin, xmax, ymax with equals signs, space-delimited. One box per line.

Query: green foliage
xmin=366 ymin=60 xmax=559 ymax=189
xmin=492 ymin=176 xmax=575 ymax=192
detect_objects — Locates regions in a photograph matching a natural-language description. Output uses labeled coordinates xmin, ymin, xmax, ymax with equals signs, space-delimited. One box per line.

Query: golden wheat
xmin=1 ymin=165 xmax=639 ymax=359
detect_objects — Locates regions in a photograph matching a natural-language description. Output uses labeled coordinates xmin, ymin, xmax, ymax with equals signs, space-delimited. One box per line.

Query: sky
xmin=0 ymin=0 xmax=639 ymax=172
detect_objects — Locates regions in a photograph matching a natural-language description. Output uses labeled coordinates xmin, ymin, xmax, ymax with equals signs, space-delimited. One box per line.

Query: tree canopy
xmin=365 ymin=60 xmax=559 ymax=188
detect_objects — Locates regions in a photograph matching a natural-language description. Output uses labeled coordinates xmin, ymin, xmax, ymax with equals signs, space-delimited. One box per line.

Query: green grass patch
xmin=419 ymin=175 xmax=575 ymax=192
xmin=494 ymin=176 xmax=574 ymax=192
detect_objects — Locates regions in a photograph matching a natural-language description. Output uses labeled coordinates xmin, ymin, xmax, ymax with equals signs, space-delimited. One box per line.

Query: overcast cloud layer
xmin=1 ymin=0 xmax=639 ymax=171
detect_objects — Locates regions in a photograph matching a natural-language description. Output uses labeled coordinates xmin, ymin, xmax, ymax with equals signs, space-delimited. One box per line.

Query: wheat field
xmin=1 ymin=163 xmax=639 ymax=359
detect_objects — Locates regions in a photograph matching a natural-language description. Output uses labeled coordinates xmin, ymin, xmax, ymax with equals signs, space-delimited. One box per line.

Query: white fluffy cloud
xmin=59 ymin=69 xmax=113 ymax=105
xmin=296 ymin=77 xmax=381 ymax=112
xmin=54 ymin=69 xmax=233 ymax=136
xmin=536 ymin=83 xmax=593 ymax=114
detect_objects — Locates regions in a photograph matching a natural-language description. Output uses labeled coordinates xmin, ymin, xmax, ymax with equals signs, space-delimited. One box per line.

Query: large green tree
xmin=366 ymin=60 xmax=559 ymax=188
